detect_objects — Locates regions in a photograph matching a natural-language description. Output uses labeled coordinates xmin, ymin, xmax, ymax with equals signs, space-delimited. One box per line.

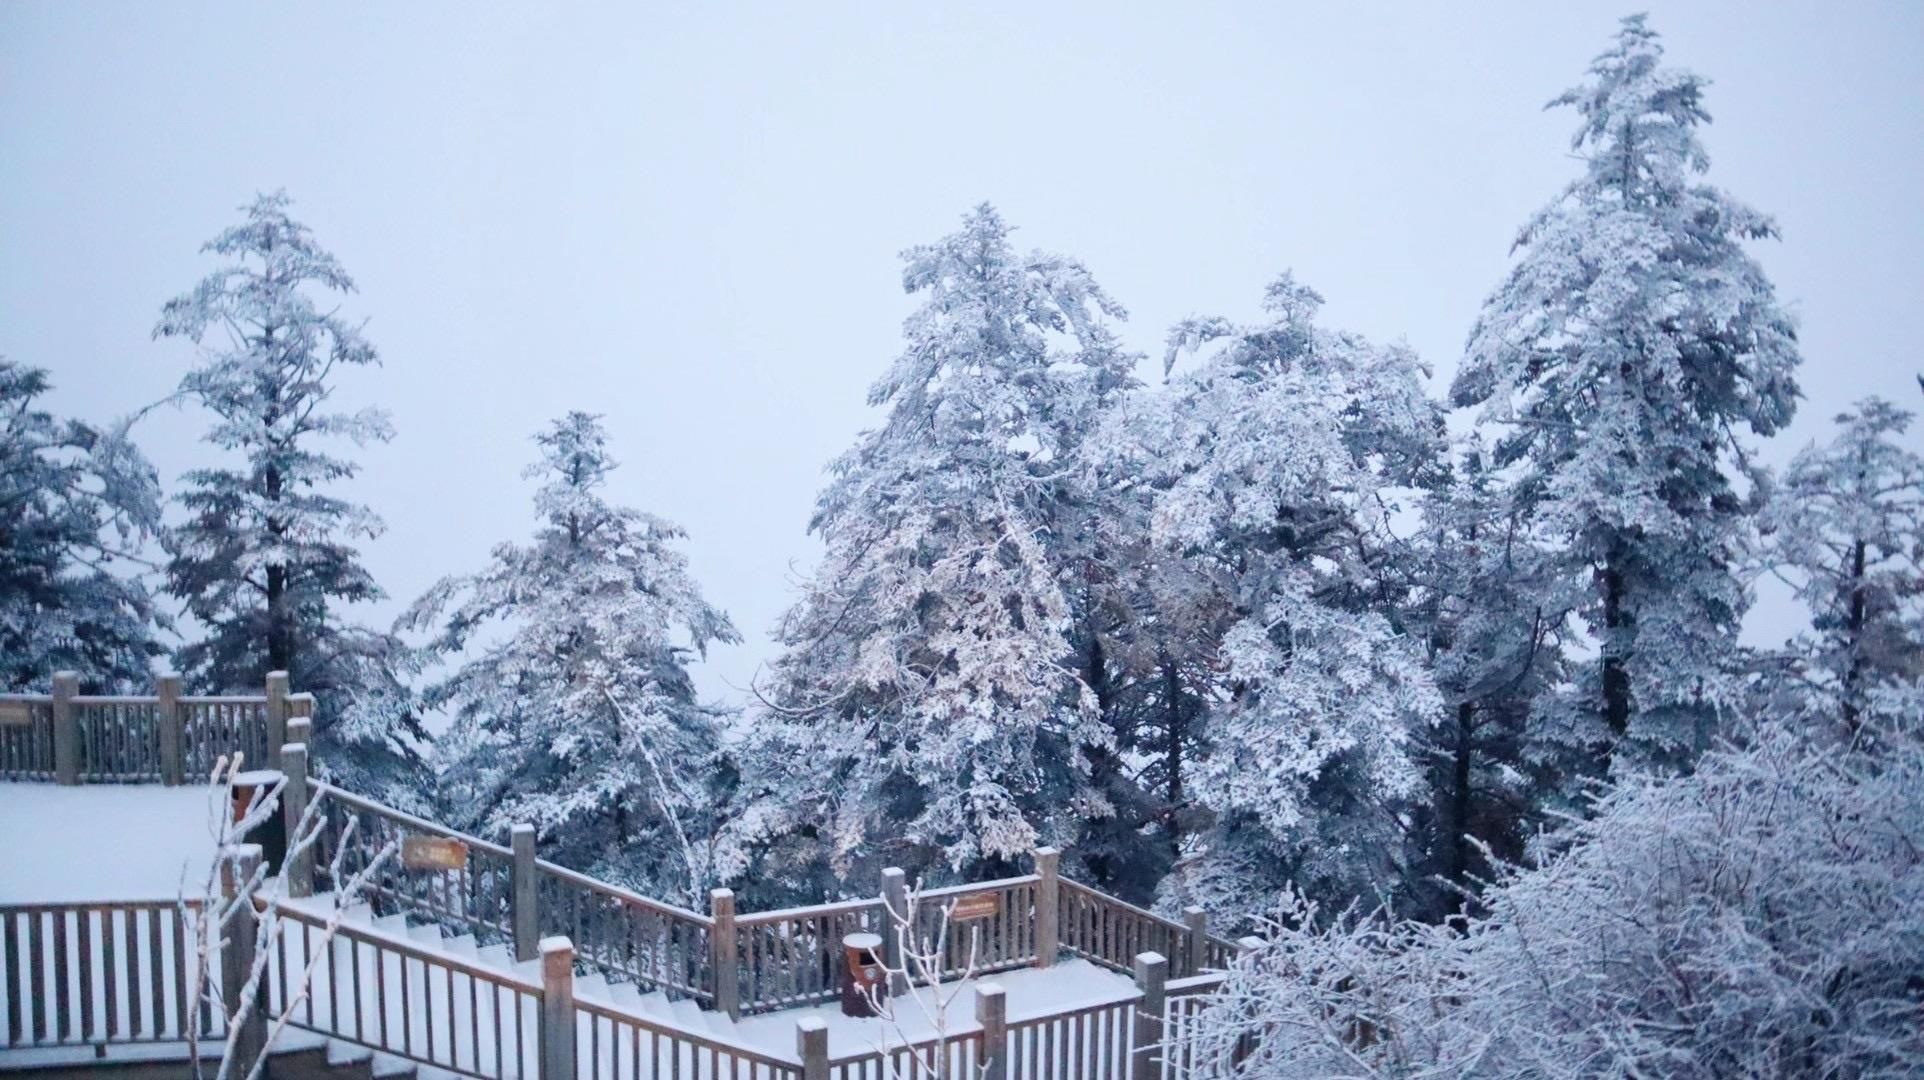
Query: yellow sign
xmin=949 ymin=891 xmax=1001 ymax=921
xmin=0 ymin=701 xmax=33 ymax=728
xmin=402 ymin=835 xmax=469 ymax=872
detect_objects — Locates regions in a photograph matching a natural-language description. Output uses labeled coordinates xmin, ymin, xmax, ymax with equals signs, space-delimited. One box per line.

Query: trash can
xmin=840 ymin=932 xmax=886 ymax=1017
xmin=231 ymin=769 xmax=288 ymax=873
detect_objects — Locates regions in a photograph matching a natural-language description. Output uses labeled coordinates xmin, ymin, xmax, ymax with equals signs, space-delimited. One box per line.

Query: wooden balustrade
xmin=310 ymin=782 xmax=517 ymax=942
xmin=735 ymin=896 xmax=887 ymax=1014
xmin=269 ymin=899 xmax=541 ymax=1078
xmin=0 ymin=695 xmax=55 ymax=781
xmin=1059 ymin=880 xmax=1215 ymax=978
xmin=0 ymin=671 xmax=293 ymax=785
xmin=0 ymin=900 xmax=217 ymax=1050
xmin=534 ymin=863 xmax=714 ymax=1005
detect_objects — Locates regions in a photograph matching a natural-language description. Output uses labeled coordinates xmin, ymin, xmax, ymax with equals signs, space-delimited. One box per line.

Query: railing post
xmin=796 ymin=1016 xmax=829 ymax=1080
xmin=1183 ymin=906 xmax=1208 ymax=975
xmin=264 ymin=671 xmax=289 ymax=769
xmin=157 ymin=673 xmax=184 ymax=786
xmin=1131 ymin=951 xmax=1167 ymax=1080
xmin=881 ymin=866 xmax=909 ymax=994
xmin=282 ymin=741 xmax=312 ymax=897
xmin=51 ymin=671 xmax=79 ymax=785
xmin=711 ymin=887 xmax=740 ymax=1019
xmin=976 ymin=982 xmax=1008 ymax=1080
xmin=222 ymin=844 xmax=268 ymax=1078
xmin=512 ymin=824 xmax=538 ymax=963
xmin=539 ymin=936 xmax=576 ymax=1080
xmin=1033 ymin=846 xmax=1060 ymax=969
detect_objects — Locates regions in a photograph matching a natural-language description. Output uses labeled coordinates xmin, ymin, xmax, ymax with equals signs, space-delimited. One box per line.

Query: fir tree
xmin=1759 ymin=397 xmax=1924 ymax=733
xmin=722 ymin=205 xmax=1134 ymax=896
xmin=1405 ymin=440 xmax=1570 ymax=917
xmin=1099 ymin=273 xmax=1445 ymax=921
xmin=156 ymin=191 xmax=424 ymax=804
xmin=1452 ymin=16 xmax=1801 ymax=773
xmin=405 ymin=412 xmax=738 ymax=904
xmin=0 ymin=359 xmax=165 ymax=690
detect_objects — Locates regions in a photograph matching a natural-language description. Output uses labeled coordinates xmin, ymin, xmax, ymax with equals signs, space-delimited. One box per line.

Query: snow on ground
xmin=0 ymin=782 xmax=219 ymax=901
xmin=728 ymin=957 xmax=1138 ymax=1058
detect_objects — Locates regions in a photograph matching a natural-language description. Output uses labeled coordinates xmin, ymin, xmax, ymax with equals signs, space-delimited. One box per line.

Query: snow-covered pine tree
xmin=1099 ymin=273 xmax=1445 ymax=921
xmin=0 ymin=359 xmax=165 ymax=690
xmin=722 ymin=205 xmax=1134 ymax=897
xmin=156 ymin=191 xmax=425 ymax=806
xmin=1405 ymin=439 xmax=1570 ymax=917
xmin=1452 ymin=15 xmax=1801 ymax=774
xmin=405 ymin=412 xmax=738 ymax=904
xmin=1759 ymin=397 xmax=1924 ymax=733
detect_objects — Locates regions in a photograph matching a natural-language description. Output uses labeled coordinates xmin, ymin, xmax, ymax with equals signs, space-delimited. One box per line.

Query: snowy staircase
xmin=281 ymin=893 xmax=776 ymax=1078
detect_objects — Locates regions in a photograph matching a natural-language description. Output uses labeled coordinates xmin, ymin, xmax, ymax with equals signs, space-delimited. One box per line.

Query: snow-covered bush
xmin=1182 ymin=716 xmax=1924 ymax=1078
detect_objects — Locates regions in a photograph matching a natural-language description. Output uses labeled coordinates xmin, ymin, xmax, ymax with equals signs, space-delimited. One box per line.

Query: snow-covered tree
xmin=0 ymin=359 xmax=165 ymax=690
xmin=156 ymin=191 xmax=424 ymax=805
xmin=1097 ymin=273 xmax=1445 ymax=921
xmin=1404 ymin=440 xmax=1571 ymax=917
xmin=405 ymin=412 xmax=737 ymax=904
xmin=1759 ymin=397 xmax=1924 ymax=733
xmin=1452 ymin=15 xmax=1801 ymax=773
xmin=722 ymin=205 xmax=1134 ymax=896
xmin=1178 ymin=714 xmax=1924 ymax=1078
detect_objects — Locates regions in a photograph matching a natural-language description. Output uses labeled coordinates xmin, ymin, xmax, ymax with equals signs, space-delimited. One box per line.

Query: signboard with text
xmin=0 ymin=701 xmax=34 ymax=728
xmin=402 ymin=835 xmax=469 ymax=872
xmin=949 ymin=891 xmax=1001 ymax=921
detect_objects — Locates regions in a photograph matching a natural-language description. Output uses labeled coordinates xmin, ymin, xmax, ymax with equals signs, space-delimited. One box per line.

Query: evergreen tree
xmin=722 ymin=205 xmax=1134 ymax=896
xmin=405 ymin=412 xmax=738 ymax=904
xmin=0 ymin=359 xmax=165 ymax=690
xmin=156 ymin=191 xmax=424 ymax=804
xmin=1759 ymin=397 xmax=1924 ymax=733
xmin=1098 ymin=273 xmax=1445 ymax=921
xmin=1405 ymin=440 xmax=1570 ymax=917
xmin=1452 ymin=16 xmax=1801 ymax=773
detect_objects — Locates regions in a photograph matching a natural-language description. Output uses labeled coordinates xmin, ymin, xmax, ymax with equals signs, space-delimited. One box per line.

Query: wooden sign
xmin=949 ymin=891 xmax=1001 ymax=922
xmin=0 ymin=700 xmax=33 ymax=728
xmin=403 ymin=835 xmax=469 ymax=872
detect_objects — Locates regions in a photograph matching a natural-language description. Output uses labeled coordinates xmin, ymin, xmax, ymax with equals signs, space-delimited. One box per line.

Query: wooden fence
xmin=0 ymin=671 xmax=309 ymax=785
xmin=0 ymin=900 xmax=218 ymax=1050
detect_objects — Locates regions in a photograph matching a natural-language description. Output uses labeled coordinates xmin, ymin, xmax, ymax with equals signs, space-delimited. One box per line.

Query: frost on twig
xmin=860 ymin=882 xmax=990 ymax=1080
xmin=180 ymin=753 xmax=397 ymax=1080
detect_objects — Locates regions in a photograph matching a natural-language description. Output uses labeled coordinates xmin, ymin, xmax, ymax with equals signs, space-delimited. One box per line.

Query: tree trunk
xmin=1842 ymin=538 xmax=1867 ymax=733
xmin=1444 ymin=701 xmax=1476 ymax=914
xmin=1600 ymin=548 xmax=1631 ymax=745
xmin=264 ymin=462 xmax=292 ymax=674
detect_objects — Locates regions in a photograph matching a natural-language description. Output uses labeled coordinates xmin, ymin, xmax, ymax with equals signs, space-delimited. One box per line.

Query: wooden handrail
xmin=311 ymin=780 xmax=515 ymax=858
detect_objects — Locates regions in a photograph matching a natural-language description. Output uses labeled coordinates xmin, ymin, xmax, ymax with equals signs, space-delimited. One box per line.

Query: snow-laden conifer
xmin=156 ymin=191 xmax=424 ymax=806
xmin=724 ymin=205 xmax=1133 ymax=893
xmin=406 ymin=412 xmax=737 ymax=903
xmin=0 ymin=359 xmax=165 ymax=689
xmin=1759 ymin=397 xmax=1924 ymax=732
xmin=1097 ymin=273 xmax=1444 ymax=920
xmin=1453 ymin=15 xmax=1801 ymax=772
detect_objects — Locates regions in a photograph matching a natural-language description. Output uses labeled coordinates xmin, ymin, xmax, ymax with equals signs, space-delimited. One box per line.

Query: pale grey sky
xmin=3 ymin=2 xmax=1920 ymax=706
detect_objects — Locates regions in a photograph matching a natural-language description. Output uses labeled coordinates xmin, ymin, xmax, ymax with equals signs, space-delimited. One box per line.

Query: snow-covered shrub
xmin=1183 ymin=717 xmax=1924 ymax=1078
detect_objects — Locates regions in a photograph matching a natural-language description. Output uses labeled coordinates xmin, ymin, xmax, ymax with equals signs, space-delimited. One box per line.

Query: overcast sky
xmin=3 ymin=1 xmax=1920 ymax=708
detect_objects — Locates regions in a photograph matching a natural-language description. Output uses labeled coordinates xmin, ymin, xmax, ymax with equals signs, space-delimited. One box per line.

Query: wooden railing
xmin=1002 ymin=991 xmax=1139 ymax=1080
xmin=910 ymin=875 xmax=1044 ymax=979
xmin=1160 ymin=972 xmax=1232 ymax=1079
xmin=733 ymin=896 xmax=886 ymax=1014
xmin=576 ymin=995 xmax=800 ymax=1080
xmin=0 ymin=671 xmax=297 ymax=786
xmin=0 ymin=695 xmax=55 ymax=781
xmin=311 ymin=782 xmax=519 ymax=942
xmin=536 ymin=863 xmax=713 ymax=1005
xmin=1059 ymin=880 xmax=1228 ymax=979
xmin=0 ymin=900 xmax=218 ymax=1050
xmin=269 ymin=900 xmax=542 ymax=1079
